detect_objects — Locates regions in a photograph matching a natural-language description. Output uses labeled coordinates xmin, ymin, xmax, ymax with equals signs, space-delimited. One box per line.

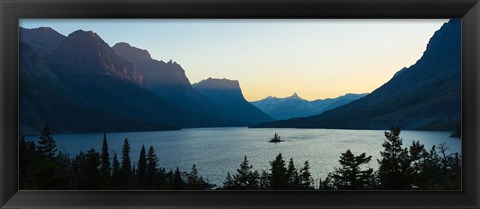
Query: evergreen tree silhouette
xmin=77 ymin=149 xmax=103 ymax=189
xmin=377 ymin=126 xmax=414 ymax=189
xmin=137 ymin=145 xmax=147 ymax=189
xmin=19 ymin=137 xmax=40 ymax=189
xmin=286 ymin=158 xmax=299 ymax=189
xmin=37 ymin=123 xmax=57 ymax=160
xmin=232 ymin=156 xmax=259 ymax=189
xmin=146 ymin=146 xmax=159 ymax=189
xmin=299 ymin=161 xmax=313 ymax=189
xmin=332 ymin=149 xmax=374 ymax=189
xmin=269 ymin=153 xmax=288 ymax=189
xmin=100 ymin=129 xmax=111 ymax=188
xmin=223 ymin=172 xmax=235 ymax=189
xmin=119 ymin=138 xmax=132 ymax=189
xmin=172 ymin=167 xmax=184 ymax=190
xmin=111 ymin=153 xmax=120 ymax=189
xmin=187 ymin=164 xmax=205 ymax=190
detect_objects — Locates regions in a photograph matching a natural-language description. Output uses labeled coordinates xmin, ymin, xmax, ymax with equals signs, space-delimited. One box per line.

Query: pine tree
xmin=19 ymin=137 xmax=40 ymax=189
xmin=72 ymin=152 xmax=86 ymax=189
xmin=377 ymin=126 xmax=414 ymax=189
xmin=55 ymin=151 xmax=73 ymax=189
xmin=119 ymin=138 xmax=132 ymax=189
xmin=269 ymin=153 xmax=288 ymax=189
xmin=187 ymin=164 xmax=205 ymax=190
xmin=35 ymin=123 xmax=71 ymax=189
xmin=146 ymin=146 xmax=159 ymax=189
xmin=258 ymin=170 xmax=271 ymax=190
xmin=232 ymin=156 xmax=259 ymax=189
xmin=137 ymin=145 xmax=147 ymax=189
xmin=332 ymin=149 xmax=374 ymax=189
xmin=223 ymin=172 xmax=235 ymax=189
xmin=414 ymin=145 xmax=442 ymax=189
xmin=172 ymin=167 xmax=184 ymax=190
xmin=100 ymin=129 xmax=111 ymax=188
xmin=130 ymin=163 xmax=138 ymax=189
xmin=286 ymin=158 xmax=299 ymax=189
xmin=77 ymin=149 xmax=103 ymax=190
xmin=164 ymin=169 xmax=175 ymax=190
xmin=111 ymin=153 xmax=120 ymax=189
xmin=37 ymin=123 xmax=57 ymax=160
xmin=299 ymin=161 xmax=313 ymax=189
xmin=319 ymin=172 xmax=335 ymax=190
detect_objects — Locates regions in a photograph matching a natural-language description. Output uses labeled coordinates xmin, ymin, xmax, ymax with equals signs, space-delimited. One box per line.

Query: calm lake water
xmin=24 ymin=127 xmax=461 ymax=188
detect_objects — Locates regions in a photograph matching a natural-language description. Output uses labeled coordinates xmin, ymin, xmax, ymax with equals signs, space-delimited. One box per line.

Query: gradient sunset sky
xmin=20 ymin=19 xmax=449 ymax=101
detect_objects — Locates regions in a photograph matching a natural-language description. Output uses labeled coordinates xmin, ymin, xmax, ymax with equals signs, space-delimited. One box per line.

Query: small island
xmin=269 ymin=133 xmax=283 ymax=143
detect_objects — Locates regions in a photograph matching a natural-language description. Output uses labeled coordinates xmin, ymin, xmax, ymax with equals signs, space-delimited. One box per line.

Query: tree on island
xmin=269 ymin=133 xmax=282 ymax=143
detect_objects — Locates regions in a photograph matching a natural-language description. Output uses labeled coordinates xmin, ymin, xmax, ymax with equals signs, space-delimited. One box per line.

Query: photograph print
xmin=19 ymin=19 xmax=461 ymax=190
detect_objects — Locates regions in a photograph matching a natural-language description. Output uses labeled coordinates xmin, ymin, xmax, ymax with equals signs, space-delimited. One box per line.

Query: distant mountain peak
xmin=287 ymin=92 xmax=302 ymax=100
xmin=69 ymin=30 xmax=103 ymax=42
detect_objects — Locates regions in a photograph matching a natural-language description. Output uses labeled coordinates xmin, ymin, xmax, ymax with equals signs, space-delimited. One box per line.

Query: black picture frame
xmin=1 ymin=0 xmax=479 ymax=208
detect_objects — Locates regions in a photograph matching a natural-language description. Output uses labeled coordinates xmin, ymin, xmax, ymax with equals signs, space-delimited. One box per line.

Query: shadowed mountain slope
xmin=193 ymin=78 xmax=273 ymax=125
xmin=20 ymin=27 xmax=66 ymax=57
xmin=252 ymin=20 xmax=461 ymax=131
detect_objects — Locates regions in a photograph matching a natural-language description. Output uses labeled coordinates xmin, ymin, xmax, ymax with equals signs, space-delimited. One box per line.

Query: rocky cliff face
xmin=193 ymin=78 xmax=273 ymax=125
xmin=48 ymin=30 xmax=144 ymax=85
xmin=19 ymin=43 xmax=179 ymax=134
xmin=112 ymin=42 xmax=191 ymax=87
xmin=111 ymin=42 xmax=221 ymax=114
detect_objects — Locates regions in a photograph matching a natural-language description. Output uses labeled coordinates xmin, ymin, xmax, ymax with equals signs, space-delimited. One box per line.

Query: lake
xmin=23 ymin=127 xmax=461 ymax=188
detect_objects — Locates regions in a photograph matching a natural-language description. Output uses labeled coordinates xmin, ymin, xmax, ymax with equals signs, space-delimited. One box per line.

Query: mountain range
xmin=251 ymin=92 xmax=367 ymax=120
xmin=252 ymin=20 xmax=461 ymax=131
xmin=20 ymin=20 xmax=460 ymax=134
xmin=19 ymin=28 xmax=272 ymax=134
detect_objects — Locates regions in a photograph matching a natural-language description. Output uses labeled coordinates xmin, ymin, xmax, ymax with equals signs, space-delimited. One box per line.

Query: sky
xmin=20 ymin=19 xmax=449 ymax=101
